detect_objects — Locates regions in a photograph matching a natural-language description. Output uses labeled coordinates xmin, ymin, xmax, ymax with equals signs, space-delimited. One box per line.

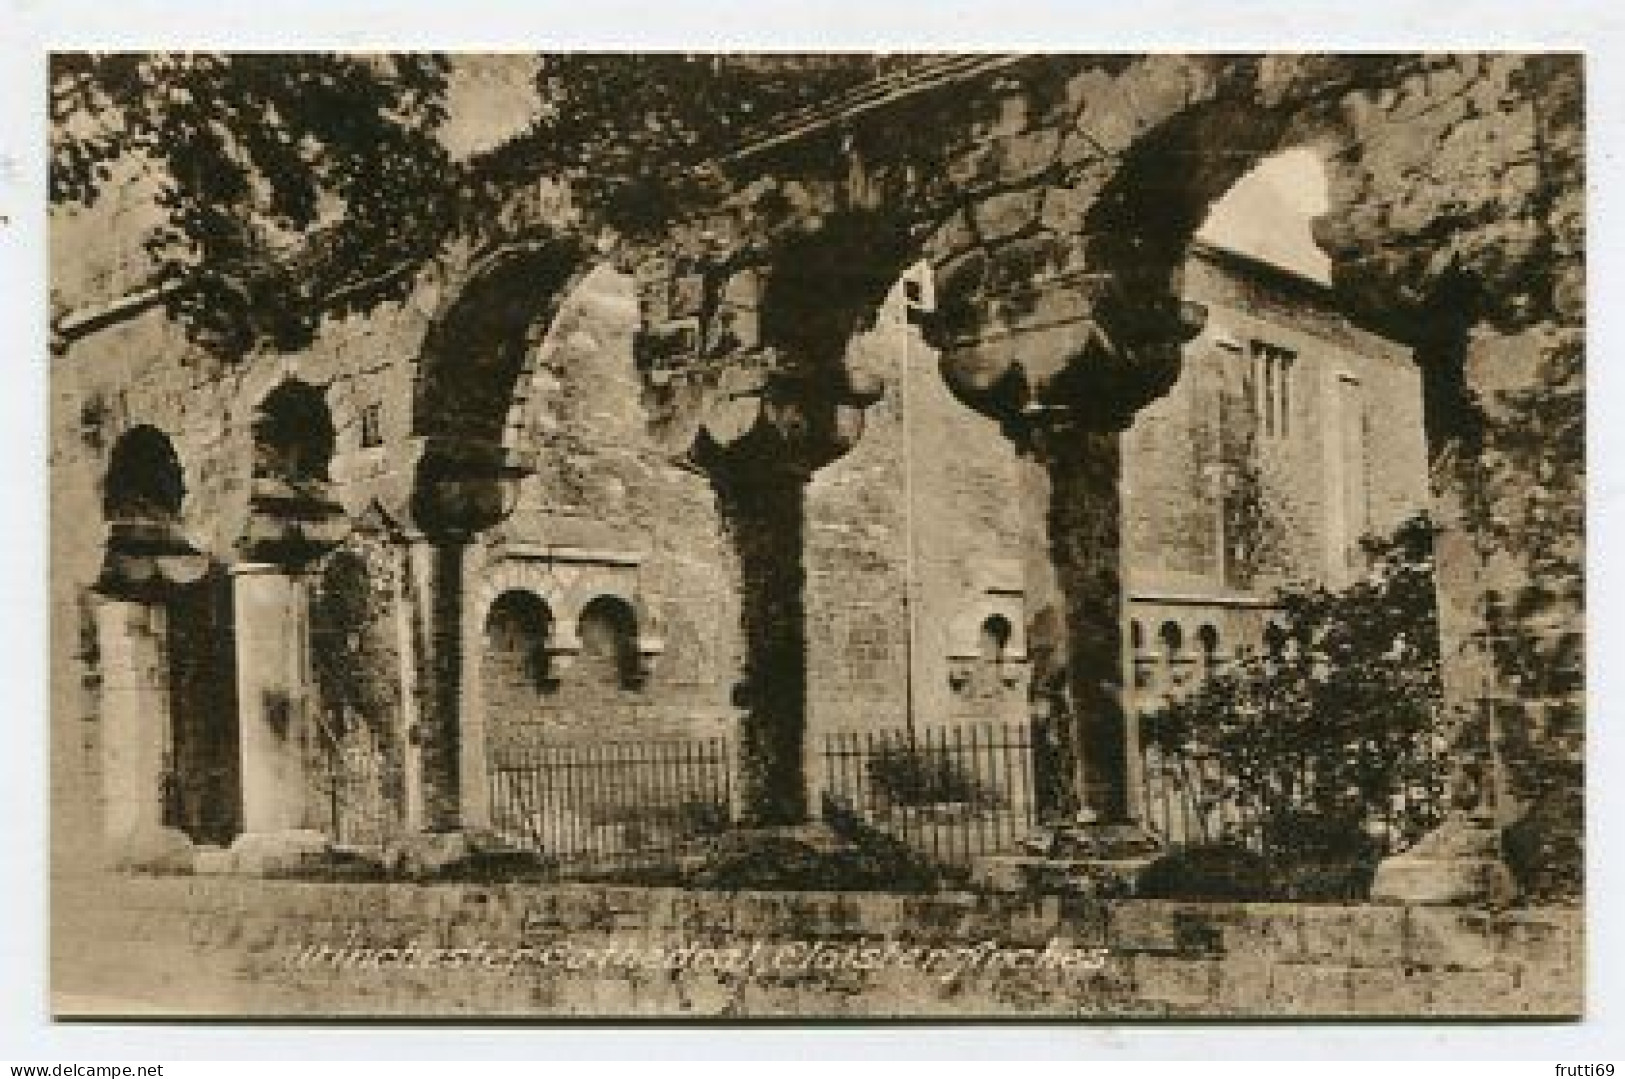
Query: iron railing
xmin=818 ymin=721 xmax=1041 ymax=868
xmin=488 ymin=736 xmax=735 ymax=867
xmin=1138 ymin=742 xmax=1443 ymax=856
xmin=309 ymin=711 xmax=402 ymax=849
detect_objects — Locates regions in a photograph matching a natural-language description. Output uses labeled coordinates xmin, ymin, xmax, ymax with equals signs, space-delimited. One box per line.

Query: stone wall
xmin=54 ymin=873 xmax=1583 ymax=1018
xmin=49 ymin=215 xmax=751 ymax=860
xmin=805 ymin=276 xmax=1029 ymax=744
xmin=1121 ymin=243 xmax=1431 ymax=720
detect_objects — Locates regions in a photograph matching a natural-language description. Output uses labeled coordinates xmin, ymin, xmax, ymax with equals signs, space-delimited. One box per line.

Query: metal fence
xmin=1138 ymin=742 xmax=1443 ymax=856
xmin=488 ymin=737 xmax=735 ymax=867
xmin=818 ymin=721 xmax=1041 ymax=868
xmin=314 ymin=723 xmax=399 ymax=849
xmin=1138 ymin=744 xmax=1263 ymax=851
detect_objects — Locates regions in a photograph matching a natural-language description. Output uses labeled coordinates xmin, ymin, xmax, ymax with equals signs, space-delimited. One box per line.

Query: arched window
xmin=103 ymin=425 xmax=185 ymax=524
xmin=576 ymin=596 xmax=642 ymax=692
xmin=485 ymin=590 xmax=554 ymax=698
xmin=1160 ymin=621 xmax=1187 ymax=688
xmin=1197 ymin=623 xmax=1222 ymax=680
xmin=978 ymin=614 xmax=1012 ymax=664
xmin=1130 ymin=619 xmax=1154 ymax=690
xmin=253 ymin=380 xmax=335 ymax=485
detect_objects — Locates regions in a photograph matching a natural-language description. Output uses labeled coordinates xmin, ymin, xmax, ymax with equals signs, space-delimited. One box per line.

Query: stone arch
xmin=239 ymin=377 xmax=347 ymax=567
xmin=650 ymin=55 xmax=1582 ymax=862
xmin=97 ymin=424 xmax=209 ymax=598
xmin=979 ymin=613 xmax=1014 ymax=662
xmin=574 ymin=595 xmax=644 ymax=692
xmin=568 ymin=584 xmax=667 ymax=681
xmin=554 ymin=581 xmax=664 ymax=657
xmin=412 ymin=239 xmax=588 ymax=447
xmin=473 ymin=562 xmax=567 ymax=629
xmin=483 ymin=589 xmax=556 ymax=679
xmin=479 ymin=588 xmax=558 ymax=757
xmin=1196 ymin=622 xmax=1223 ymax=679
xmin=94 ymin=423 xmax=229 ymax=855
xmin=1158 ymin=620 xmax=1184 ymax=658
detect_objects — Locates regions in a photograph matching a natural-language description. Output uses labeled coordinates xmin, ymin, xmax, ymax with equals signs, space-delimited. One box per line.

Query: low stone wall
xmin=52 ymin=873 xmax=1583 ymax=1019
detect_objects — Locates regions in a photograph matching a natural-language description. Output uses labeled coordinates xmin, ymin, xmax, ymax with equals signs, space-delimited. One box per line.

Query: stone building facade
xmin=50 ymin=213 xmax=1427 ymax=865
xmin=1122 ymin=240 xmax=1429 ymax=716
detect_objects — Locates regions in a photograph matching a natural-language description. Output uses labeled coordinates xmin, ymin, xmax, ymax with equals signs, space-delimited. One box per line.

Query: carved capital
xmin=406 ymin=436 xmax=534 ymax=543
xmin=95 ymin=518 xmax=211 ymax=601
xmin=236 ymin=478 xmax=350 ymax=568
xmin=937 ymin=268 xmax=1205 ymax=436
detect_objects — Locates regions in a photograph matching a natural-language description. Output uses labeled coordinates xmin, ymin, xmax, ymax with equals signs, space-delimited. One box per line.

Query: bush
xmin=1141 ymin=515 xmax=1447 ymax=862
xmin=866 ymin=743 xmax=1000 ymax=808
xmin=1502 ymin=777 xmax=1584 ymax=904
xmin=1135 ymin=843 xmax=1274 ymax=902
xmin=1136 ymin=811 xmax=1386 ymax=902
xmin=684 ymin=825 xmax=945 ymax=893
xmin=1260 ymin=810 xmax=1382 ymax=901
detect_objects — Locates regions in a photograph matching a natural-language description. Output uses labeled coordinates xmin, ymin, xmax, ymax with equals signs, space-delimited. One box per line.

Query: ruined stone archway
xmin=411 ymin=239 xmax=589 ymax=451
xmin=94 ymin=424 xmax=218 ymax=857
xmin=635 ymin=54 xmax=1581 ymax=891
xmin=403 ymin=239 xmax=599 ymax=831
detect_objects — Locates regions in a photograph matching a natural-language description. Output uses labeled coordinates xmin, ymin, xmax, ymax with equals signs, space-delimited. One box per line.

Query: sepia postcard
xmin=45 ymin=50 xmax=1584 ymax=1021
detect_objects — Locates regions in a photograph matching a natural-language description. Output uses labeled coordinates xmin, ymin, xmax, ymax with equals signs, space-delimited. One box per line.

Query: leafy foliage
xmin=52 ymin=53 xmax=461 ymax=353
xmin=865 ymin=742 xmax=1003 ymax=809
xmin=51 ymin=53 xmax=911 ymax=357
xmin=1466 ymin=333 xmax=1585 ymax=902
xmin=469 ymin=55 xmax=896 ymax=236
xmin=1141 ymin=514 xmax=1449 ymax=869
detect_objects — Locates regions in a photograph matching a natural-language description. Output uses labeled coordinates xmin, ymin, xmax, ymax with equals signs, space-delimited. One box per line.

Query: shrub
xmin=684 ymin=825 xmax=944 ymax=893
xmin=1135 ymin=843 xmax=1273 ymax=902
xmin=865 ymin=743 xmax=1001 ymax=809
xmin=1141 ymin=514 xmax=1448 ymax=880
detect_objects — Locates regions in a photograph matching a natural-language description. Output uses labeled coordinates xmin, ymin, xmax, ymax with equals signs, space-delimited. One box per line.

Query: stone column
xmin=91 ymin=518 xmax=210 ymax=868
xmin=403 ymin=437 xmax=530 ymax=836
xmin=713 ymin=462 xmax=812 ymax=826
xmin=230 ymin=562 xmax=315 ymax=834
xmin=932 ymin=267 xmax=1203 ymax=854
xmin=405 ymin=537 xmax=474 ymax=832
xmin=93 ymin=597 xmax=175 ymax=853
xmin=1371 ymin=325 xmax=1581 ymax=905
xmin=1015 ymin=422 xmax=1131 ymax=824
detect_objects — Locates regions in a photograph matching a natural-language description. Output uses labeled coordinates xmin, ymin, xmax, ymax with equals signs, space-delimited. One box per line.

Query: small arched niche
xmin=576 ymin=595 xmax=644 ymax=692
xmin=97 ymin=424 xmax=209 ymax=596
xmin=252 ymin=379 xmax=336 ymax=487
xmin=103 ymin=424 xmax=186 ymax=526
xmin=1197 ymin=623 xmax=1223 ymax=679
xmin=978 ymin=614 xmax=1013 ymax=665
xmin=482 ymin=589 xmax=557 ymax=755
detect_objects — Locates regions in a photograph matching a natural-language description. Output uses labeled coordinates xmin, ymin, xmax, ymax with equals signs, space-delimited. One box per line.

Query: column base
xmin=103 ymin=824 xmax=196 ymax=874
xmin=1370 ymin=815 xmax=1519 ymax=907
xmin=226 ymin=828 xmax=334 ymax=877
xmin=382 ymin=828 xmax=552 ymax=881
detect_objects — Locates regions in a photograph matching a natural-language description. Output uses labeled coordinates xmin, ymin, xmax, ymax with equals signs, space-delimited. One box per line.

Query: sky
xmin=1196 ymin=146 xmax=1333 ymax=284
